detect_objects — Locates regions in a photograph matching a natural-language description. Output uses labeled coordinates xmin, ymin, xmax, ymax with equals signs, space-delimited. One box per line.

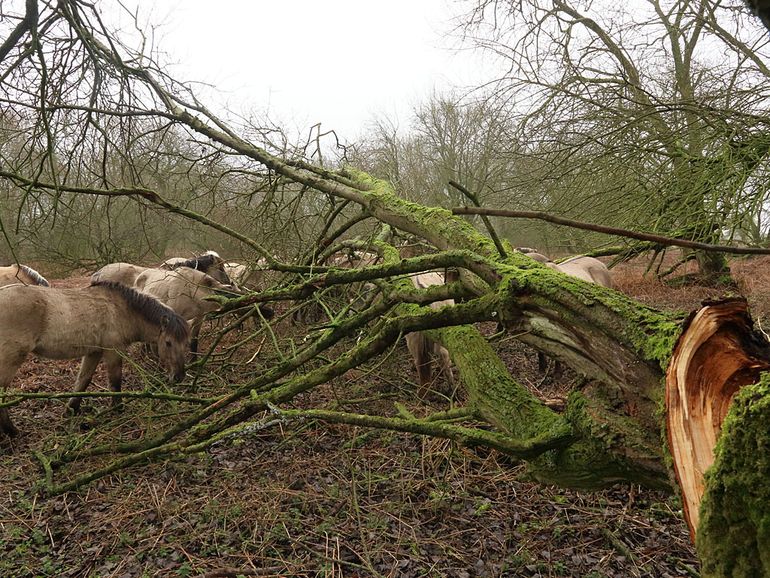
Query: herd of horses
xmin=0 ymin=248 xmax=611 ymax=437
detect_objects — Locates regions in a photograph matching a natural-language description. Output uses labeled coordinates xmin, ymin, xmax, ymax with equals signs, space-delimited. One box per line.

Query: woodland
xmin=2 ymin=1 xmax=770 ymax=576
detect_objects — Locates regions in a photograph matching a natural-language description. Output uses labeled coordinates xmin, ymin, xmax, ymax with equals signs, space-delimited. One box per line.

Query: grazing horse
xmin=160 ymin=250 xmax=233 ymax=286
xmin=0 ymin=264 xmax=50 ymax=287
xmin=551 ymin=256 xmax=613 ymax=288
xmin=134 ymin=266 xmax=240 ymax=354
xmin=405 ymin=271 xmax=455 ymax=397
xmin=293 ymin=250 xmax=381 ymax=324
xmin=0 ymin=281 xmax=189 ymax=435
xmin=517 ymin=249 xmax=612 ymax=288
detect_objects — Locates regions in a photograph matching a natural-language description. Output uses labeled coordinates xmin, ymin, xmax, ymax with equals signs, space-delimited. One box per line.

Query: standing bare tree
xmin=461 ymin=0 xmax=770 ymax=279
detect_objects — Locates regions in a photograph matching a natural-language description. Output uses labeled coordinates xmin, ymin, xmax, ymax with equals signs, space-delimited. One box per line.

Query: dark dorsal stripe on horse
xmin=19 ymin=265 xmax=50 ymax=287
xmin=90 ymin=281 xmax=190 ymax=341
xmin=170 ymin=253 xmax=218 ymax=272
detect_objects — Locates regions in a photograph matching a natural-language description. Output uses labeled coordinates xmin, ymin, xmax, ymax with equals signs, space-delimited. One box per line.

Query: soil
xmin=2 ymin=254 xmax=767 ymax=577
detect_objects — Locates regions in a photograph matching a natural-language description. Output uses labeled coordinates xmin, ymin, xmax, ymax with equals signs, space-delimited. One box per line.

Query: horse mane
xmin=90 ymin=281 xmax=190 ymax=341
xmin=19 ymin=265 xmax=50 ymax=287
xmin=170 ymin=253 xmax=219 ymax=272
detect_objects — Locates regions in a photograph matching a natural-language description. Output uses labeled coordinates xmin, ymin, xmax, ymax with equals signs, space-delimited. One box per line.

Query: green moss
xmin=697 ymin=376 xmax=770 ymax=576
xmin=438 ymin=324 xmax=572 ymax=444
xmin=348 ymin=168 xmax=502 ymax=258
xmin=495 ymin=260 xmax=684 ymax=372
xmin=527 ymin=392 xmax=671 ymax=490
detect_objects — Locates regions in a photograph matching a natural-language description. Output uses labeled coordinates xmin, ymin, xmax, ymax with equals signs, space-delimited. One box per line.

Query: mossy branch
xmin=0 ymin=389 xmax=214 ymax=409
xmin=272 ymin=408 xmax=573 ymax=458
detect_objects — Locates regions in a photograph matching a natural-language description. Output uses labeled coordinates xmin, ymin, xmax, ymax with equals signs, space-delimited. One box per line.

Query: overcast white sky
xmin=122 ymin=1 xmax=493 ymax=141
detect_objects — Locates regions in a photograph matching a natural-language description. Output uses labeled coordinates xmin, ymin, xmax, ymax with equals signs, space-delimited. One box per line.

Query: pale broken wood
xmin=665 ymin=298 xmax=770 ymax=537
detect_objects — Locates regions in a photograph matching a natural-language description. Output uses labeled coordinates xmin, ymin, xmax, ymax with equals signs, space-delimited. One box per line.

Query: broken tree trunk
xmin=665 ymin=298 xmax=770 ymax=575
xmin=329 ymin=176 xmax=770 ymax=561
xmin=696 ymin=376 xmax=770 ymax=577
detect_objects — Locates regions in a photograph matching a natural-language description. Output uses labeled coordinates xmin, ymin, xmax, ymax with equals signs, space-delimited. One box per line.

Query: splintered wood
xmin=665 ymin=299 xmax=770 ymax=537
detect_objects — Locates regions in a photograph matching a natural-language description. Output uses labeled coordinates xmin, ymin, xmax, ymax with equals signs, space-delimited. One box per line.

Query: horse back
xmin=556 ymin=256 xmax=612 ymax=288
xmin=92 ymin=262 xmax=147 ymax=287
xmin=135 ymin=266 xmax=226 ymax=319
xmin=410 ymin=272 xmax=454 ymax=310
xmin=0 ymin=285 xmax=140 ymax=358
xmin=0 ymin=265 xmax=49 ymax=288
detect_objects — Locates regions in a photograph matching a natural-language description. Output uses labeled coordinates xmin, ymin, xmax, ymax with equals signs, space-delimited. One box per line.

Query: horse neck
xmin=105 ymin=291 xmax=163 ymax=343
xmin=5 ymin=265 xmax=32 ymax=284
xmin=133 ymin=314 xmax=163 ymax=344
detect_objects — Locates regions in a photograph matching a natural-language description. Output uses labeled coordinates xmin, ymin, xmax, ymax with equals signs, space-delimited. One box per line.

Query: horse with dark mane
xmin=0 ymin=281 xmax=189 ymax=436
xmin=160 ymin=250 xmax=233 ymax=286
xmin=0 ymin=264 xmax=50 ymax=287
xmin=134 ymin=266 xmax=242 ymax=353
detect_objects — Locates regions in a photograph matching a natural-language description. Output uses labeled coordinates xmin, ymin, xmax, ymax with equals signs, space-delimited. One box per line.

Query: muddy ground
xmin=2 ymin=255 xmax=768 ymax=577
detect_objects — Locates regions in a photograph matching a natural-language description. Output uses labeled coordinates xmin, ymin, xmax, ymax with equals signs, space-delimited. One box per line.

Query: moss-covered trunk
xmin=323 ymin=173 xmax=770 ymax=570
xmin=438 ymin=324 xmax=672 ymax=489
xmin=696 ymin=379 xmax=770 ymax=577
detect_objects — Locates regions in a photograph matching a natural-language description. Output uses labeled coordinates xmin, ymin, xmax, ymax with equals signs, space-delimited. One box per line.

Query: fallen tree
xmin=0 ymin=2 xmax=769 ymax=574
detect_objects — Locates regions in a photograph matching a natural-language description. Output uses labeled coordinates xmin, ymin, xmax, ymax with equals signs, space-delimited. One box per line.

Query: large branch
xmin=452 ymin=206 xmax=770 ymax=254
xmin=0 ymin=0 xmax=38 ymax=64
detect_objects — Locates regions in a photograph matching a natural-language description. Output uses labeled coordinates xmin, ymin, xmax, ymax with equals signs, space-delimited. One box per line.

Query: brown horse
xmin=405 ymin=271 xmax=455 ymax=397
xmin=0 ymin=264 xmax=50 ymax=287
xmin=92 ymin=251 xmax=233 ymax=289
xmin=134 ymin=266 xmax=239 ymax=353
xmin=0 ymin=281 xmax=189 ymax=436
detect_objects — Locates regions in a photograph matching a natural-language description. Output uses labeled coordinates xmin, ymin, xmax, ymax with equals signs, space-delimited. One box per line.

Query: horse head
xmin=157 ymin=313 xmax=190 ymax=382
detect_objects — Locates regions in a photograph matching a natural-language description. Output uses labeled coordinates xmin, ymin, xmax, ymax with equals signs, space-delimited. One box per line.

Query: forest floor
xmin=2 ymin=254 xmax=769 ymax=578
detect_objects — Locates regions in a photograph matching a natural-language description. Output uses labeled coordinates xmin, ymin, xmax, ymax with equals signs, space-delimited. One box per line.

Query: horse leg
xmin=537 ymin=352 xmax=563 ymax=380
xmin=103 ymin=350 xmax=124 ymax=410
xmin=67 ymin=351 xmax=103 ymax=414
xmin=435 ymin=344 xmax=455 ymax=389
xmin=190 ymin=317 xmax=202 ymax=354
xmin=406 ymin=333 xmax=433 ymax=398
xmin=0 ymin=349 xmax=27 ymax=437
xmin=0 ymin=407 xmax=17 ymax=437
xmin=537 ymin=351 xmax=548 ymax=373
